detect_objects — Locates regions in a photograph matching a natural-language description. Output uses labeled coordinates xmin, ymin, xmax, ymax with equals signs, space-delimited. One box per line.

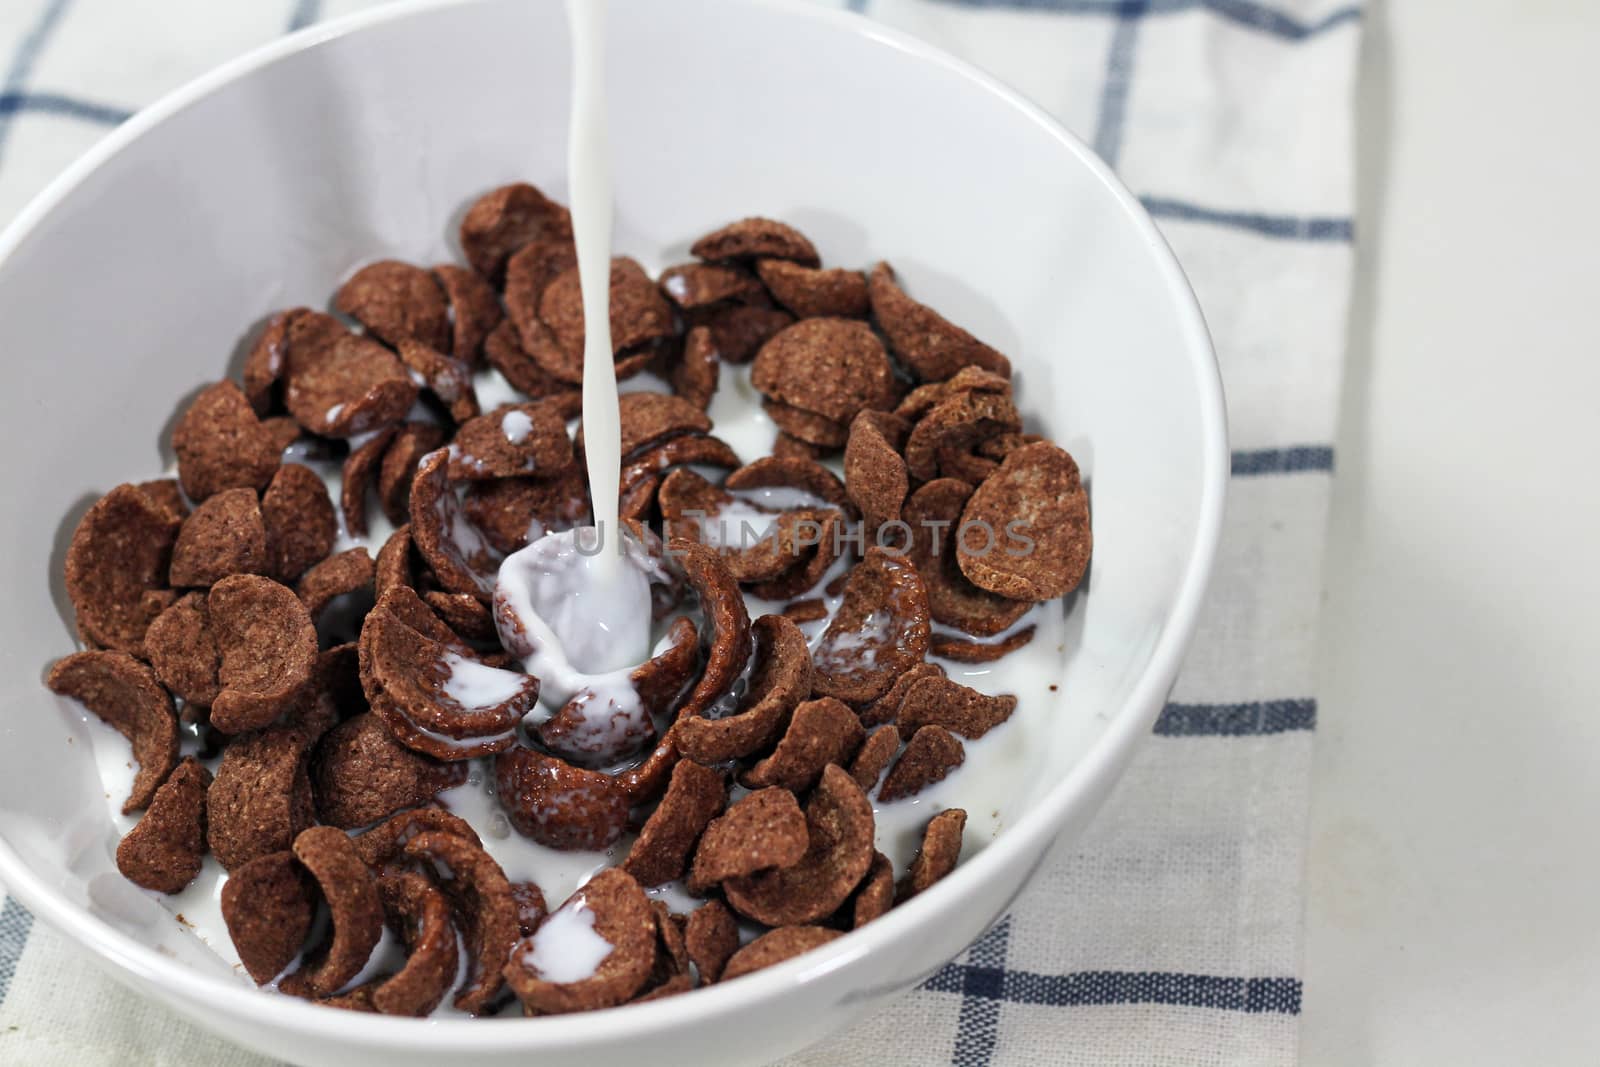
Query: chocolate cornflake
xmin=46 ymin=651 xmax=177 ymax=813
xmin=898 ymin=808 xmax=967 ymax=901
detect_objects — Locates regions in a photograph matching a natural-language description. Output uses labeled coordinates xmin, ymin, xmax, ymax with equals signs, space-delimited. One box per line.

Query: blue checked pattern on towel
xmin=0 ymin=1 xmax=1358 ymax=1063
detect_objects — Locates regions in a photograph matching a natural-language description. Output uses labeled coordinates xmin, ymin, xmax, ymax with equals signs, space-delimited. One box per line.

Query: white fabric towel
xmin=0 ymin=0 xmax=1357 ymax=1063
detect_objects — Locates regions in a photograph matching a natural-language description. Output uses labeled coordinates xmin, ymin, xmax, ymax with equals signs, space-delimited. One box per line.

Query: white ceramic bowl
xmin=0 ymin=1 xmax=1225 ymax=1063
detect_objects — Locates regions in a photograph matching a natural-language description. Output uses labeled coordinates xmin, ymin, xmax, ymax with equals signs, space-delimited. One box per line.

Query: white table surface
xmin=1302 ymin=1 xmax=1600 ymax=1063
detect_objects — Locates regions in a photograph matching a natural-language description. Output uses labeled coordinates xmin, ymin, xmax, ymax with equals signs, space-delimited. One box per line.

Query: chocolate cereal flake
xmin=878 ymin=725 xmax=965 ymax=802
xmin=168 ymin=487 xmax=267 ymax=587
xmin=115 ymin=756 xmax=211 ymax=894
xmin=334 ymin=260 xmax=451 ymax=352
xmin=46 ymin=651 xmax=177 ymax=813
xmin=868 ymin=262 xmax=1011 ymax=382
xmin=723 ymin=765 xmax=874 ymax=926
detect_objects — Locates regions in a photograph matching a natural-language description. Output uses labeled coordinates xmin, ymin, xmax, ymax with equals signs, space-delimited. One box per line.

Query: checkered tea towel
xmin=0 ymin=0 xmax=1357 ymax=1063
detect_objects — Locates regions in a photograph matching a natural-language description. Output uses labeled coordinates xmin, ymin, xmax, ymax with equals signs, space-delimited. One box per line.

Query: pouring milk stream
xmin=493 ymin=0 xmax=656 ymax=683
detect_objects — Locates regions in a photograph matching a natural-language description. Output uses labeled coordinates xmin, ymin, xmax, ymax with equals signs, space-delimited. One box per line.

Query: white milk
xmin=566 ymin=0 xmax=621 ymax=582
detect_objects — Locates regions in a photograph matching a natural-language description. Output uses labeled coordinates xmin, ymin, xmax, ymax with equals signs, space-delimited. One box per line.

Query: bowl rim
xmin=0 ymin=0 xmax=1227 ymax=1050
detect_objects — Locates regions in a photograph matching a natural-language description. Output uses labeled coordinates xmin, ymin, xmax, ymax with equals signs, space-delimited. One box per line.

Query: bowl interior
xmin=0 ymin=0 xmax=1219 ymax=1047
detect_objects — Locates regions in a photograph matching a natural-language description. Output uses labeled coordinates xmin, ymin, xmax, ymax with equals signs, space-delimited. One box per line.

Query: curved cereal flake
xmin=484 ymin=317 xmax=583 ymax=399
xmin=859 ymin=661 xmax=944 ymax=728
xmin=670 ymin=325 xmax=719 ymax=411
xmin=422 ymin=590 xmax=499 ymax=643
xmin=691 ymin=218 xmax=819 ymax=267
xmin=668 ymin=539 xmax=754 ymax=720
xmin=898 ymin=808 xmax=966 ymax=902
xmin=722 ymin=926 xmax=843 ymax=983
xmin=360 ymin=587 xmax=536 ymax=759
xmin=621 ymin=760 xmax=726 ymax=887
xmin=261 ymin=416 xmax=303 ymax=456
xmin=723 ymin=765 xmax=874 ymax=926
xmin=369 ymin=870 xmax=461 ymax=1016
xmin=676 ymin=614 xmax=811 ymax=763
xmin=659 ymin=469 xmax=822 ymax=584
xmin=311 ymin=713 xmax=467 ymax=829
xmin=281 ymin=643 xmax=360 ymax=743
xmin=684 ymin=900 xmax=739 ymax=983
xmin=168 ymin=488 xmax=267 ymax=587
xmin=448 ymin=402 xmax=573 ymax=481
xmin=725 ymin=455 xmax=853 ymax=514
xmin=761 ymin=400 xmax=847 ymax=448
xmin=931 ymin=627 xmax=1037 ymax=663
xmin=494 ymin=746 xmax=631 ymax=851
xmin=402 ymin=829 xmax=520 ymax=1014
xmin=284 ymin=826 xmax=384 ymax=998
xmin=844 ymin=411 xmax=911 ymax=538
xmin=781 ymin=598 xmax=827 ymax=624
xmin=580 ymin=392 xmax=712 ymax=463
xmin=504 ymin=239 xmax=578 ymax=353
xmin=617 ymin=470 xmax=661 ymax=523
xmin=904 ymin=479 xmax=1032 ymax=637
xmin=115 ymin=756 xmax=210 ymax=893
xmin=895 ymin=674 xmax=1017 ymax=740
xmin=773 ymin=431 xmax=826 ymax=461
xmin=686 ymin=787 xmax=808 ymax=895
xmin=296 ymin=547 xmax=375 ymax=625
xmin=145 ymin=593 xmax=220 ymax=706
xmin=462 ymin=469 xmax=591 ymax=555
xmin=458 ymin=182 xmax=573 ymax=283
xmin=756 ymin=260 xmax=869 ymax=320
xmin=409 ymin=448 xmax=501 ymax=598
xmin=958 ymin=441 xmax=1090 ymax=601
xmin=378 ymin=422 xmax=448 ymax=525
xmin=811 ymin=548 xmax=931 ymax=707
xmin=334 ymin=260 xmax=451 ymax=351
xmin=47 ymin=651 xmax=178 ymax=813
xmin=373 ymin=525 xmax=417 ymax=599
xmin=282 ymin=310 xmax=418 ymax=439
xmin=503 ymin=868 xmax=655 ymax=1015
xmin=908 ymin=399 xmax=1017 ymax=489
xmin=903 ymin=391 xmax=1022 ymax=483
xmin=636 ymin=901 xmax=692 ymax=1001
xmin=658 ymin=262 xmax=762 ymax=310
xmin=340 ymin=425 xmax=398 ymax=539
xmin=221 ymin=851 xmax=315 ymax=983
xmin=352 ymin=806 xmax=482 ymax=870
xmin=879 ymin=724 xmax=964 ymax=802
xmin=261 ymin=463 xmax=337 ymax=584
xmin=894 ymin=364 xmax=1012 ymax=421
xmin=432 ymin=263 xmax=503 ymax=365
xmin=688 ymin=303 xmax=794 ymax=365
xmin=510 ymin=882 xmax=548 ymax=938
xmin=136 ymin=478 xmax=189 ymax=524
xmin=242 ymin=312 xmax=292 ymax=415
xmin=206 ymin=725 xmax=315 ymax=870
xmin=207 ymin=575 xmax=317 ymax=733
xmin=848 ymin=726 xmax=900 ymax=792
xmin=172 ymin=381 xmax=281 ymax=501
xmin=396 ymin=339 xmax=480 ymax=424
xmin=539 ymin=258 xmax=674 ymax=364
xmin=851 ymin=851 xmax=895 ymax=928
xmin=615 ymin=732 xmax=682 ymax=806
xmin=740 ymin=697 xmax=865 ymax=793
xmin=742 ymin=510 xmax=844 ymax=603
xmin=623 ymin=433 xmax=741 ymax=490
xmin=751 ymin=318 xmax=897 ymax=425
xmin=868 ymin=262 xmax=1011 ymax=381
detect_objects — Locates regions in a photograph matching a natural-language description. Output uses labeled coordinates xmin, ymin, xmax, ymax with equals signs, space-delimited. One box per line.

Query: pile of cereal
xmin=46 ymin=184 xmax=1091 ymax=1016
